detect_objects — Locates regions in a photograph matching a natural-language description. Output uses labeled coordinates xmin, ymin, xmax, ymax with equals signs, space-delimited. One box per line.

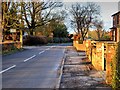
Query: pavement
xmin=60 ymin=46 xmax=112 ymax=89
xmin=2 ymin=43 xmax=72 ymax=89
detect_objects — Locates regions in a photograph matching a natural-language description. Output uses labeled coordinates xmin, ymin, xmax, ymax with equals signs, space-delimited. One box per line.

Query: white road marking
xmin=50 ymin=46 xmax=55 ymax=49
xmin=45 ymin=48 xmax=50 ymax=50
xmin=38 ymin=46 xmax=56 ymax=55
xmin=39 ymin=51 xmax=45 ymax=54
xmin=50 ymin=46 xmax=54 ymax=48
xmin=50 ymin=46 xmax=53 ymax=48
xmin=63 ymin=49 xmax=65 ymax=53
xmin=0 ymin=65 xmax=16 ymax=74
xmin=39 ymin=47 xmax=52 ymax=54
xmin=24 ymin=55 xmax=36 ymax=62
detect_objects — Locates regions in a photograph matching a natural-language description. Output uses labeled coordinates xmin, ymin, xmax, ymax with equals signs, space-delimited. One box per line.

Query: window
xmin=117 ymin=14 xmax=119 ymax=25
xmin=113 ymin=17 xmax=115 ymax=26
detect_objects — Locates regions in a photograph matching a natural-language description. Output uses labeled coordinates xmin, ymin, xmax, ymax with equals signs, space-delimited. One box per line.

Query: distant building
xmin=110 ymin=11 xmax=120 ymax=42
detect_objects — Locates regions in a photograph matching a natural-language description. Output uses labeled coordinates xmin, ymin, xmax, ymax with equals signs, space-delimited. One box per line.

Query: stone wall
xmin=73 ymin=39 xmax=119 ymax=86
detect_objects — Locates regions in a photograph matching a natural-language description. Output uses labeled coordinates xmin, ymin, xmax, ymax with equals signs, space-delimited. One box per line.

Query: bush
xmin=113 ymin=42 xmax=120 ymax=89
xmin=79 ymin=40 xmax=83 ymax=44
xmin=23 ymin=35 xmax=48 ymax=45
xmin=47 ymin=37 xmax=53 ymax=43
xmin=111 ymin=42 xmax=120 ymax=89
xmin=102 ymin=35 xmax=111 ymax=41
xmin=53 ymin=37 xmax=60 ymax=43
xmin=53 ymin=37 xmax=71 ymax=43
xmin=2 ymin=42 xmax=18 ymax=55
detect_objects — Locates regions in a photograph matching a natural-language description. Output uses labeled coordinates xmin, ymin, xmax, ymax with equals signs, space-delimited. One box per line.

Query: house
xmin=110 ymin=11 xmax=120 ymax=42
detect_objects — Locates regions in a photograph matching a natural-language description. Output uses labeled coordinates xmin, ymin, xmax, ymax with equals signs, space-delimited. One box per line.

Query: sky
xmin=62 ymin=1 xmax=119 ymax=34
xmin=3 ymin=0 xmax=119 ymax=34
xmin=97 ymin=2 xmax=118 ymax=30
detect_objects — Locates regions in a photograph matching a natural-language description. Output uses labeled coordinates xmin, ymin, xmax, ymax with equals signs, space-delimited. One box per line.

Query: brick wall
xmin=73 ymin=40 xmax=86 ymax=51
xmin=73 ymin=39 xmax=119 ymax=86
xmin=85 ymin=40 xmax=92 ymax=61
xmin=88 ymin=42 xmax=105 ymax=70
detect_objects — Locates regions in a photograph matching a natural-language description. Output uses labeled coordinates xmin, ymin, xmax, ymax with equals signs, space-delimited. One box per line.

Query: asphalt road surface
xmin=2 ymin=43 xmax=72 ymax=88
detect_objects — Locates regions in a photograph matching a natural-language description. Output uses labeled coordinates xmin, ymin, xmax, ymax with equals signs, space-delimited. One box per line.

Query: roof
xmin=110 ymin=27 xmax=117 ymax=29
xmin=112 ymin=11 xmax=120 ymax=16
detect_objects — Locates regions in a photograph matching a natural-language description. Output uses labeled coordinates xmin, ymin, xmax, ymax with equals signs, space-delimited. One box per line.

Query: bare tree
xmin=21 ymin=1 xmax=63 ymax=35
xmin=93 ymin=19 xmax=104 ymax=40
xmin=2 ymin=2 xmax=11 ymax=29
xmin=69 ymin=2 xmax=100 ymax=41
xmin=2 ymin=2 xmax=25 ymax=30
xmin=2 ymin=2 xmax=23 ymax=41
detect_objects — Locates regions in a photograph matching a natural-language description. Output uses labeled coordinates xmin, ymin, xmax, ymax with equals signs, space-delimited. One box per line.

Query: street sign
xmin=10 ymin=29 xmax=16 ymax=33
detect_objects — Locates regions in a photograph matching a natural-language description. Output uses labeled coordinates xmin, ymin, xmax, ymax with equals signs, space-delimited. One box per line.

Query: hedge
xmin=23 ymin=35 xmax=72 ymax=46
xmin=23 ymin=35 xmax=48 ymax=45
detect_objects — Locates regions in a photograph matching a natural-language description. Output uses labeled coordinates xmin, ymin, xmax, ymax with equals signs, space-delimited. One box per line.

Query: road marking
xmin=24 ymin=55 xmax=36 ymax=62
xmin=39 ymin=51 xmax=45 ymax=54
xmin=50 ymin=46 xmax=55 ymax=49
xmin=63 ymin=49 xmax=65 ymax=53
xmin=0 ymin=65 xmax=16 ymax=74
xmin=50 ymin=46 xmax=53 ymax=48
xmin=45 ymin=48 xmax=50 ymax=50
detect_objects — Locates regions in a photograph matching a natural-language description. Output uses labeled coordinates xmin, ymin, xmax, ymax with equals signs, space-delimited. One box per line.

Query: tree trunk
xmin=30 ymin=32 xmax=33 ymax=35
xmin=30 ymin=29 xmax=34 ymax=35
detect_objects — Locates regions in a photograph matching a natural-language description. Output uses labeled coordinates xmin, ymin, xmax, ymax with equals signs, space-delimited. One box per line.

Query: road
xmin=2 ymin=43 xmax=72 ymax=88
